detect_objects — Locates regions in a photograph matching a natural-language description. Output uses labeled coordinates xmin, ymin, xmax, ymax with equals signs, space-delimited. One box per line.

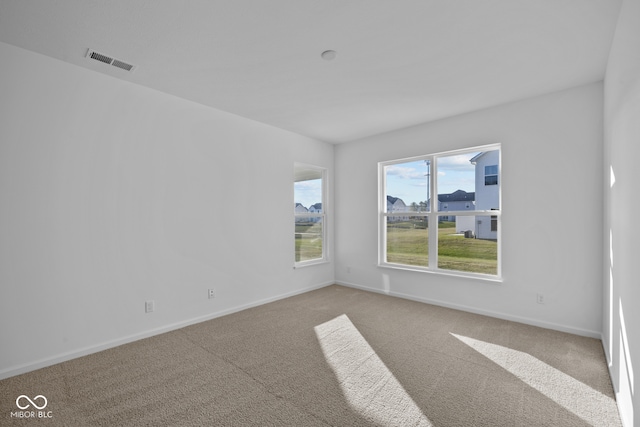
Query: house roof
xmin=438 ymin=190 xmax=475 ymax=202
xmin=469 ymin=151 xmax=498 ymax=164
xmin=387 ymin=196 xmax=405 ymax=205
xmin=469 ymin=152 xmax=485 ymax=164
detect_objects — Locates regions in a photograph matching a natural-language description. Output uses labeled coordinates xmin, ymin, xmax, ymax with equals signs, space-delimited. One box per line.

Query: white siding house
xmin=455 ymin=215 xmax=476 ymax=234
xmin=436 ymin=189 xmax=475 ymax=221
xmin=309 ymin=203 xmax=322 ymax=214
xmin=295 ymin=203 xmax=309 ymax=222
xmin=309 ymin=203 xmax=323 ymax=223
xmin=470 ymin=151 xmax=500 ymax=239
xmin=386 ymin=196 xmax=408 ymax=221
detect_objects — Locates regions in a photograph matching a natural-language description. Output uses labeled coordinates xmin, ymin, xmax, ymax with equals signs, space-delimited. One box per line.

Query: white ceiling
xmin=0 ymin=0 xmax=622 ymax=143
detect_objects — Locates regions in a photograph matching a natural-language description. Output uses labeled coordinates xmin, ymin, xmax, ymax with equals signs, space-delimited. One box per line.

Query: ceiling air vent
xmin=86 ymin=49 xmax=136 ymax=73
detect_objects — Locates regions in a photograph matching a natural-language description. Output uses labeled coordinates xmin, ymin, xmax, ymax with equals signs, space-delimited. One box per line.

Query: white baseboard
xmin=0 ymin=281 xmax=334 ymax=380
xmin=335 ymin=280 xmax=602 ymax=339
xmin=3 ymin=279 xmax=603 ymax=380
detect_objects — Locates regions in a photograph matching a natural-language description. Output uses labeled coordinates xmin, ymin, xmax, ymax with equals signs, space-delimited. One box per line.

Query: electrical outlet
xmin=536 ymin=293 xmax=545 ymax=304
xmin=145 ymin=300 xmax=155 ymax=313
xmin=208 ymin=289 xmax=216 ymax=299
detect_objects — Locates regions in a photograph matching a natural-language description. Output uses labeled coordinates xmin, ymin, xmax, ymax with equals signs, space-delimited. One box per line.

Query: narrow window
xmin=294 ymin=164 xmax=327 ymax=266
xmin=379 ymin=144 xmax=500 ymax=279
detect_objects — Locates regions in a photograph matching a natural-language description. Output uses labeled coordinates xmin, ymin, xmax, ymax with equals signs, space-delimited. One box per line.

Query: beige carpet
xmin=0 ymin=285 xmax=621 ymax=426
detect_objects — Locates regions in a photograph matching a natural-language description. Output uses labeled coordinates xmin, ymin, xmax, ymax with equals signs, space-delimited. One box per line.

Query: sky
xmin=294 ymin=178 xmax=322 ymax=209
xmin=385 ymin=152 xmax=480 ymax=206
xmin=294 ymin=151 xmax=483 ymax=209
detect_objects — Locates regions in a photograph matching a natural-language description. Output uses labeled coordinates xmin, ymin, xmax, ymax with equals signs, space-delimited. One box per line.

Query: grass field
xmin=295 ymin=220 xmax=497 ymax=275
xmin=387 ymin=220 xmax=497 ymax=275
xmin=295 ymin=222 xmax=323 ymax=262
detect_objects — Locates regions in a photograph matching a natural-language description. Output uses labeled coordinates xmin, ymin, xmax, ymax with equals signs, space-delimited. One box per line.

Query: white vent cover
xmin=86 ymin=49 xmax=136 ymax=72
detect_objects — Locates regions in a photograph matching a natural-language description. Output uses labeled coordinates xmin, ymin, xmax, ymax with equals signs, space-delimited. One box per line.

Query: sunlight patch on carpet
xmin=451 ymin=333 xmax=621 ymax=427
xmin=314 ymin=314 xmax=433 ymax=427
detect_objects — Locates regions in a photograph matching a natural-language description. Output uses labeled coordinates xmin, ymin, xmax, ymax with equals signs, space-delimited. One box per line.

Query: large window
xmin=294 ymin=163 xmax=327 ymax=266
xmin=379 ymin=144 xmax=501 ymax=279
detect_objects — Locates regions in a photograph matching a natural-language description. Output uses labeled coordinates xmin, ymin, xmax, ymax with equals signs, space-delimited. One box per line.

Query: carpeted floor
xmin=0 ymin=285 xmax=622 ymax=426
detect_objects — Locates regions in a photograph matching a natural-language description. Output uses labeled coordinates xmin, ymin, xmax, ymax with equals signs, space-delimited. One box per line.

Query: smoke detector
xmin=85 ymin=49 xmax=136 ymax=72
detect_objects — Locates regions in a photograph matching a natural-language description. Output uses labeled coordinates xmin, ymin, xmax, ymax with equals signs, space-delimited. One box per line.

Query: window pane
xmin=485 ymin=165 xmax=498 ymax=175
xmin=485 ymin=175 xmax=498 ymax=186
xmin=295 ymin=217 xmax=323 ymax=262
xmin=386 ymin=216 xmax=428 ymax=266
xmin=385 ymin=160 xmax=431 ymax=213
xmin=437 ymin=153 xmax=478 ymax=212
xmin=294 ymin=178 xmax=322 ymax=214
xmin=294 ymin=163 xmax=325 ymax=264
xmin=437 ymin=216 xmax=497 ymax=275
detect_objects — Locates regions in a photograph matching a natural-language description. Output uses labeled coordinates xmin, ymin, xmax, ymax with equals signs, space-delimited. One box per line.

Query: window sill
xmin=294 ymin=259 xmax=330 ymax=269
xmin=377 ymin=262 xmax=503 ymax=283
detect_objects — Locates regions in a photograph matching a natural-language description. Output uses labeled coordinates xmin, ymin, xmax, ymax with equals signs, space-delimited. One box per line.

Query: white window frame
xmin=378 ymin=144 xmax=501 ymax=281
xmin=294 ymin=163 xmax=328 ymax=268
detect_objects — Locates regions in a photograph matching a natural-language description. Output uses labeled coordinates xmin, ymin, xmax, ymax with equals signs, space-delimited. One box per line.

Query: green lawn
xmin=295 ymin=219 xmax=497 ymax=274
xmin=387 ymin=221 xmax=497 ymax=275
xmin=295 ymin=222 xmax=323 ymax=262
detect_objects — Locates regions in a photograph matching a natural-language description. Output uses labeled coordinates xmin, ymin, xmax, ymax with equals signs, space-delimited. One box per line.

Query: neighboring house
xmin=309 ymin=203 xmax=322 ymax=222
xmin=309 ymin=203 xmax=322 ymax=214
xmin=426 ymin=189 xmax=475 ymax=221
xmin=295 ymin=203 xmax=308 ymax=222
xmin=470 ymin=151 xmax=500 ymax=239
xmin=386 ymin=196 xmax=408 ymax=222
xmin=437 ymin=189 xmax=475 ymax=221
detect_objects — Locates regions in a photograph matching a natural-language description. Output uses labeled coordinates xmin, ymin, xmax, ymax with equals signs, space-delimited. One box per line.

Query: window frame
xmin=485 ymin=165 xmax=499 ymax=186
xmin=378 ymin=144 xmax=501 ymax=281
xmin=294 ymin=163 xmax=328 ymax=268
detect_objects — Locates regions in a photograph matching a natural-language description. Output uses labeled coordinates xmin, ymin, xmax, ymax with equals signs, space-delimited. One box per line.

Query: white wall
xmin=603 ymin=0 xmax=640 ymax=424
xmin=335 ymin=83 xmax=604 ymax=337
xmin=0 ymin=42 xmax=334 ymax=379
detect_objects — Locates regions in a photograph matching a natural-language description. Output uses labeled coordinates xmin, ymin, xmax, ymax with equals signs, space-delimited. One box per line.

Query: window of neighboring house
xmin=294 ymin=163 xmax=327 ymax=266
xmin=379 ymin=144 xmax=501 ymax=279
xmin=485 ymin=165 xmax=499 ymax=185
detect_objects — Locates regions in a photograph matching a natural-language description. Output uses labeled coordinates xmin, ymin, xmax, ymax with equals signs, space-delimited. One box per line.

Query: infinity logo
xmin=16 ymin=395 xmax=48 ymax=410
